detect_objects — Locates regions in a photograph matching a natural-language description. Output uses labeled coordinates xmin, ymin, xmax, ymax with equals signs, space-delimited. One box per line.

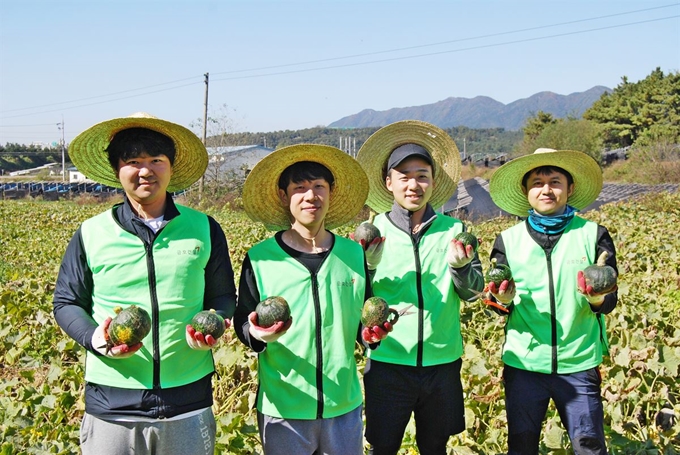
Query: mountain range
xmin=328 ymin=86 xmax=611 ymax=131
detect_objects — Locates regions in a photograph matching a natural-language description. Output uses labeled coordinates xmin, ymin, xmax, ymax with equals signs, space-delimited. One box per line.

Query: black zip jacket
xmin=52 ymin=195 xmax=237 ymax=419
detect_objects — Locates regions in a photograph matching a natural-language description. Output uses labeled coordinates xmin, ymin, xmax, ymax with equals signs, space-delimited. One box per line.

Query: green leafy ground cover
xmin=1 ymin=194 xmax=679 ymax=454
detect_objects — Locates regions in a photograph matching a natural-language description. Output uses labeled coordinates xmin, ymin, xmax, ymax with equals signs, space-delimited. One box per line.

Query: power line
xmin=212 ymin=15 xmax=680 ymax=82
xmin=0 ymin=75 xmax=204 ymax=114
xmin=0 ymin=81 xmax=201 ymax=120
xmin=1 ymin=8 xmax=678 ymax=122
xmin=212 ymin=4 xmax=680 ymax=76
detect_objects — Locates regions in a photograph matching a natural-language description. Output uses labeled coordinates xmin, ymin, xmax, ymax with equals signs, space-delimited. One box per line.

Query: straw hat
xmin=242 ymin=144 xmax=369 ymax=231
xmin=68 ymin=112 xmax=208 ymax=192
xmin=356 ymin=120 xmax=461 ymax=213
xmin=489 ymin=148 xmax=603 ymax=217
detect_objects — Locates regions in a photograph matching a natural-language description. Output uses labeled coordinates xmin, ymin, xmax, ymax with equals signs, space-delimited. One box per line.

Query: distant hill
xmin=328 ymin=86 xmax=611 ymax=130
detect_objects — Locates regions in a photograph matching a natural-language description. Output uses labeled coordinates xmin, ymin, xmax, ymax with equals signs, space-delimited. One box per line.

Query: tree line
xmin=516 ymin=67 xmax=679 ymax=162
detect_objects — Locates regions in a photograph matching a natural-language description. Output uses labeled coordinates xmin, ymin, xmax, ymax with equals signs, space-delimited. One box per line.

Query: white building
xmin=207 ymin=145 xmax=274 ymax=177
xmin=68 ymin=166 xmax=94 ymax=183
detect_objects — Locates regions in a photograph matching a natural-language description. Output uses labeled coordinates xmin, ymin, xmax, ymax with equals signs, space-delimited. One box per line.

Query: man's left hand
xmin=446 ymin=238 xmax=475 ymax=268
xmin=186 ymin=318 xmax=230 ymax=350
xmin=577 ymin=270 xmax=617 ymax=306
xmin=362 ymin=321 xmax=393 ymax=344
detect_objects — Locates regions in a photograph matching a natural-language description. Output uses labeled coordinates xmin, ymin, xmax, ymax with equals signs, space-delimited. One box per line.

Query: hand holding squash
xmin=248 ymin=311 xmax=293 ymax=343
xmin=488 ymin=279 xmax=516 ymax=305
xmin=92 ymin=317 xmax=143 ymax=358
xmin=186 ymin=309 xmax=229 ymax=350
xmin=361 ymin=321 xmax=393 ymax=344
xmin=577 ymin=252 xmax=618 ymax=306
xmin=446 ymin=238 xmax=475 ymax=268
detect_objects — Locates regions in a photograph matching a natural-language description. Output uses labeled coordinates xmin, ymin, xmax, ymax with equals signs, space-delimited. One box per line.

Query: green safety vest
xmin=501 ymin=217 xmax=609 ymax=374
xmin=81 ymin=205 xmax=214 ymax=389
xmin=369 ymin=213 xmax=464 ymax=367
xmin=249 ymin=235 xmax=366 ymax=419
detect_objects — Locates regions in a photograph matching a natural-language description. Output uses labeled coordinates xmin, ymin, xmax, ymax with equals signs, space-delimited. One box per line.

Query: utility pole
xmin=57 ymin=117 xmax=65 ymax=181
xmin=199 ymin=72 xmax=209 ymax=197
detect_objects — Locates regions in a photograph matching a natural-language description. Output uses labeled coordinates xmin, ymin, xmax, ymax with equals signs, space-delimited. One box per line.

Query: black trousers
xmin=363 ymin=358 xmax=465 ymax=455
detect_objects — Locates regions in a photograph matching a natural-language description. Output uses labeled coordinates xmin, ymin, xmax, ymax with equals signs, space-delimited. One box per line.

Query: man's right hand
xmin=91 ymin=317 xmax=142 ymax=358
xmin=488 ymin=279 xmax=516 ymax=304
xmin=363 ymin=236 xmax=385 ymax=271
xmin=248 ymin=312 xmax=293 ymax=343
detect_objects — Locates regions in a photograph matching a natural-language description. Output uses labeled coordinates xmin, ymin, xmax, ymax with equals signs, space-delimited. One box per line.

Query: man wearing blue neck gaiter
xmin=486 ymin=148 xmax=618 ymax=455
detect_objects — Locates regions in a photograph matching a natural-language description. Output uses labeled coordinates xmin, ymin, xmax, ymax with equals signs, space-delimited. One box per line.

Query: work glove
xmin=362 ymin=237 xmax=385 ymax=271
xmin=577 ymin=271 xmax=617 ymax=306
xmin=488 ymin=279 xmax=516 ymax=305
xmin=248 ymin=312 xmax=293 ymax=343
xmin=91 ymin=317 xmax=142 ymax=358
xmin=186 ymin=318 xmax=231 ymax=350
xmin=361 ymin=321 xmax=393 ymax=344
xmin=446 ymin=238 xmax=475 ymax=269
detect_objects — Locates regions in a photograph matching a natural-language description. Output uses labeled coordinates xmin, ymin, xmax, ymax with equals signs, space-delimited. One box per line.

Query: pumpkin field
xmin=1 ymin=193 xmax=679 ymax=454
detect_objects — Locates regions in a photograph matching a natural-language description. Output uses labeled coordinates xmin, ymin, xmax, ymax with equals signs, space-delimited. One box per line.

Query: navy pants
xmin=503 ymin=365 xmax=607 ymax=455
xmin=364 ymin=359 xmax=465 ymax=455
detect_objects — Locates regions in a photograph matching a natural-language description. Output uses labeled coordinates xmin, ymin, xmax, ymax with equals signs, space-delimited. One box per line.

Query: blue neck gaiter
xmin=527 ymin=205 xmax=577 ymax=234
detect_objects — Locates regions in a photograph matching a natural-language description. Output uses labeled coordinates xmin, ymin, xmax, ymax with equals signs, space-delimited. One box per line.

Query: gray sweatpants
xmin=80 ymin=408 xmax=215 ymax=455
xmin=258 ymin=405 xmax=364 ymax=455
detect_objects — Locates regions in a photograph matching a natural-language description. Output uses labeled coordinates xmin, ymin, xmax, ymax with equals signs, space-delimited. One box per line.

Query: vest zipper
xmin=412 ymin=237 xmax=425 ymax=367
xmin=310 ymin=272 xmax=325 ymax=419
xmin=145 ymin=240 xmax=163 ymax=417
xmin=545 ymin=251 xmax=558 ymax=374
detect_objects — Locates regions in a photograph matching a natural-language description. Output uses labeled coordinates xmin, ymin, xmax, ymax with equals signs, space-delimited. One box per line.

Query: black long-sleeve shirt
xmin=52 ymin=195 xmax=237 ymax=418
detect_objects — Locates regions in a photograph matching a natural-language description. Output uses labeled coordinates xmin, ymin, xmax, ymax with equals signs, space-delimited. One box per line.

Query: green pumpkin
xmin=455 ymin=231 xmax=479 ymax=252
xmin=485 ymin=258 xmax=513 ymax=287
xmin=583 ymin=251 xmax=617 ymax=294
xmin=353 ymin=212 xmax=381 ymax=250
xmin=361 ymin=296 xmax=399 ymax=328
xmin=107 ymin=305 xmax=151 ymax=348
xmin=255 ymin=296 xmax=291 ymax=328
xmin=191 ymin=309 xmax=226 ymax=339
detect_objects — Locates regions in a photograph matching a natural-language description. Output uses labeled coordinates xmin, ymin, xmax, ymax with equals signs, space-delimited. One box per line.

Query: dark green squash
xmin=583 ymin=251 xmax=617 ymax=294
xmin=485 ymin=258 xmax=513 ymax=287
xmin=361 ymin=297 xmax=399 ymax=328
xmin=455 ymin=231 xmax=479 ymax=252
xmin=353 ymin=211 xmax=381 ymax=250
xmin=107 ymin=305 xmax=151 ymax=348
xmin=255 ymin=296 xmax=291 ymax=328
xmin=191 ymin=309 xmax=226 ymax=339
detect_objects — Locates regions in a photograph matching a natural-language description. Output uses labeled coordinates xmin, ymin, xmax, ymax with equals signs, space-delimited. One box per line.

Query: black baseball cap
xmin=387 ymin=143 xmax=433 ymax=171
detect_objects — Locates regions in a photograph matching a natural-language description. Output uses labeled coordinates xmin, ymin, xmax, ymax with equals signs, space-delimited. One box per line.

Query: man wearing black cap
xmin=357 ymin=121 xmax=484 ymax=455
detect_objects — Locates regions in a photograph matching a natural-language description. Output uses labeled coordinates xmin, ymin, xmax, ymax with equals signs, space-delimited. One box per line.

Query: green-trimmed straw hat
xmin=68 ymin=112 xmax=208 ymax=192
xmin=356 ymin=120 xmax=461 ymax=213
xmin=489 ymin=148 xmax=603 ymax=217
xmin=242 ymin=144 xmax=369 ymax=231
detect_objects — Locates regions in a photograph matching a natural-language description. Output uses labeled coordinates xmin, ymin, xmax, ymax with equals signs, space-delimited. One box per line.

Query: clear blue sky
xmin=0 ymin=0 xmax=678 ymax=146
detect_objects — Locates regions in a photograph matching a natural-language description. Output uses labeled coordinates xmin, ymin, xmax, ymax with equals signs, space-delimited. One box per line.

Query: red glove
xmin=446 ymin=239 xmax=475 ymax=268
xmin=186 ymin=318 xmax=231 ymax=350
xmin=92 ymin=317 xmax=143 ymax=358
xmin=248 ymin=312 xmax=293 ymax=343
xmin=488 ymin=279 xmax=516 ymax=304
xmin=577 ymin=271 xmax=617 ymax=305
xmin=362 ymin=321 xmax=393 ymax=344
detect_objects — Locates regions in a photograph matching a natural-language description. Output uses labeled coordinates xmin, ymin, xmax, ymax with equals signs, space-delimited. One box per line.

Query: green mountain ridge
xmin=329 ymin=86 xmax=611 ymax=130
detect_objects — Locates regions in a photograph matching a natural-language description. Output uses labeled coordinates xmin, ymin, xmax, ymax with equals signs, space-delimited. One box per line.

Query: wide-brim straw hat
xmin=489 ymin=148 xmax=603 ymax=217
xmin=356 ymin=120 xmax=461 ymax=213
xmin=68 ymin=112 xmax=208 ymax=192
xmin=242 ymin=144 xmax=369 ymax=231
